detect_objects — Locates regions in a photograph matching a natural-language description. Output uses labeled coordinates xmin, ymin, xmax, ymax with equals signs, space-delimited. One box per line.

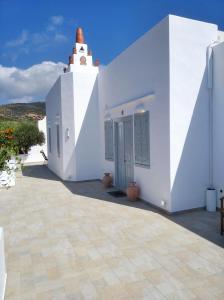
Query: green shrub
xmin=0 ymin=121 xmax=19 ymax=131
xmin=13 ymin=122 xmax=45 ymax=154
xmin=0 ymin=148 xmax=11 ymax=171
xmin=0 ymin=121 xmax=44 ymax=171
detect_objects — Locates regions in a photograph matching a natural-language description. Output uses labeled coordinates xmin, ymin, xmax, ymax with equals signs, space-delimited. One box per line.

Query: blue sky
xmin=0 ymin=0 xmax=224 ymax=104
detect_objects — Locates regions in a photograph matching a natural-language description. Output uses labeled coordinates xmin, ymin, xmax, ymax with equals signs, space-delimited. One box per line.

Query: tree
xmin=0 ymin=128 xmax=17 ymax=171
xmin=14 ymin=122 xmax=45 ymax=154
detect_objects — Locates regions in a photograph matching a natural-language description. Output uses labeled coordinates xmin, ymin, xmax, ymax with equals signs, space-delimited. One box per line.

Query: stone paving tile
xmin=0 ymin=165 xmax=224 ymax=300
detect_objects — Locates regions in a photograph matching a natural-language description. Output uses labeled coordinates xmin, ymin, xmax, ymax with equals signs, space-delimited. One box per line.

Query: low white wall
xmin=169 ymin=16 xmax=218 ymax=212
xmin=0 ymin=228 xmax=6 ymax=300
xmin=0 ymin=159 xmax=16 ymax=188
xmin=213 ymin=42 xmax=224 ymax=207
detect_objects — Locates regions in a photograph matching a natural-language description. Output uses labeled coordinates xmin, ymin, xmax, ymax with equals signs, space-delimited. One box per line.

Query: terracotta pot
xmin=127 ymin=182 xmax=140 ymax=201
xmin=102 ymin=173 xmax=113 ymax=188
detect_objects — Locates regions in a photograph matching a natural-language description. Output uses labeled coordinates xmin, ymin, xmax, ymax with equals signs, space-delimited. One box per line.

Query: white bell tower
xmin=59 ymin=27 xmax=101 ymax=181
xmin=66 ymin=27 xmax=99 ymax=72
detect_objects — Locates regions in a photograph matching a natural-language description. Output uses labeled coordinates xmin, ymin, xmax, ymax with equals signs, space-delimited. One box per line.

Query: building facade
xmin=46 ymin=15 xmax=224 ymax=213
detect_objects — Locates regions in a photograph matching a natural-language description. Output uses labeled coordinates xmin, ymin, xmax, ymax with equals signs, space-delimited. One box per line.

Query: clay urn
xmin=102 ymin=173 xmax=113 ymax=188
xmin=126 ymin=182 xmax=140 ymax=201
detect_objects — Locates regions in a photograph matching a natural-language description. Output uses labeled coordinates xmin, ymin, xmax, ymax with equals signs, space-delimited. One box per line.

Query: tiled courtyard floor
xmin=0 ymin=165 xmax=224 ymax=300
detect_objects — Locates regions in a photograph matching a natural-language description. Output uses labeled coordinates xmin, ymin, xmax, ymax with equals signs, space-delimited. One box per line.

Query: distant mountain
xmin=0 ymin=102 xmax=46 ymax=121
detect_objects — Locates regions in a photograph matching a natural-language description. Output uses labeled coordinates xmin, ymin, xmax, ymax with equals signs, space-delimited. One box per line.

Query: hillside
xmin=0 ymin=102 xmax=46 ymax=121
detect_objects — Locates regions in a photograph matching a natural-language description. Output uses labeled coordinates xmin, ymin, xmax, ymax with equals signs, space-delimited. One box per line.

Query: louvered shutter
xmin=134 ymin=111 xmax=150 ymax=166
xmin=104 ymin=120 xmax=114 ymax=160
xmin=48 ymin=128 xmax=52 ymax=153
xmin=134 ymin=114 xmax=142 ymax=164
xmin=56 ymin=124 xmax=60 ymax=157
xmin=141 ymin=112 xmax=150 ymax=166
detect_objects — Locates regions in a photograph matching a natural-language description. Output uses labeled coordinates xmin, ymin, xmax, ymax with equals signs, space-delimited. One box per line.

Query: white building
xmin=46 ymin=15 xmax=224 ymax=213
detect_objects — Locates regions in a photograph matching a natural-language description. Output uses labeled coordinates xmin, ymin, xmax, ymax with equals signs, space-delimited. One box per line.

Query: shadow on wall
xmin=63 ymin=80 xmax=102 ymax=181
xmin=171 ymin=71 xmax=210 ymax=212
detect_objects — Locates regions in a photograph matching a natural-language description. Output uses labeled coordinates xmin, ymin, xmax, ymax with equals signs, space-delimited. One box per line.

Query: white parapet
xmin=0 ymin=158 xmax=17 ymax=188
xmin=0 ymin=228 xmax=7 ymax=300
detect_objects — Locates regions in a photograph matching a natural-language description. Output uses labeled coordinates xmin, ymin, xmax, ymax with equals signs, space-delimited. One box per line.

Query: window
xmin=56 ymin=124 xmax=60 ymax=157
xmin=104 ymin=120 xmax=114 ymax=160
xmin=48 ymin=128 xmax=52 ymax=153
xmin=134 ymin=111 xmax=150 ymax=166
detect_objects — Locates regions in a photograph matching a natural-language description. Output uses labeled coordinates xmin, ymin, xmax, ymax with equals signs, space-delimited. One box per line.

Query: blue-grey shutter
xmin=104 ymin=120 xmax=114 ymax=160
xmin=48 ymin=128 xmax=52 ymax=153
xmin=134 ymin=111 xmax=150 ymax=166
xmin=56 ymin=124 xmax=60 ymax=157
xmin=141 ymin=111 xmax=150 ymax=166
xmin=134 ymin=114 xmax=142 ymax=164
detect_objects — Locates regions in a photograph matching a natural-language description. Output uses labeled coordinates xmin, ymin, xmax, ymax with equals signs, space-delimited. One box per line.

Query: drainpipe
xmin=206 ymin=41 xmax=219 ymax=211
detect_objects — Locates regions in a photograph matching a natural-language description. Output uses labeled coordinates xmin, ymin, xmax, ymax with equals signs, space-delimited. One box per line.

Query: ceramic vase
xmin=102 ymin=173 xmax=113 ymax=188
xmin=127 ymin=182 xmax=140 ymax=201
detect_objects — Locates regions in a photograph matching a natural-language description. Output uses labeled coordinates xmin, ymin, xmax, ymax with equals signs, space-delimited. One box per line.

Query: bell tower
xmin=66 ymin=27 xmax=99 ymax=72
xmin=58 ymin=26 xmax=101 ymax=181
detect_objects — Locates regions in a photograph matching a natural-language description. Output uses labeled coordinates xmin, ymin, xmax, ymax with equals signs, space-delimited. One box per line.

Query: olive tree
xmin=14 ymin=122 xmax=45 ymax=154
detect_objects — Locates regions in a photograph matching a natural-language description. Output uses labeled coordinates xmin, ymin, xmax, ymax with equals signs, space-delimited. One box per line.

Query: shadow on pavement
xmin=22 ymin=164 xmax=224 ymax=248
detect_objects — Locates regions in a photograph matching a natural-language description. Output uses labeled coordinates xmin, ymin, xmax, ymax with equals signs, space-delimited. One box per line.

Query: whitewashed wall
xmin=0 ymin=228 xmax=6 ymax=300
xmin=169 ymin=16 xmax=218 ymax=212
xmin=46 ymin=77 xmax=64 ymax=178
xmin=59 ymin=72 xmax=76 ymax=180
xmin=46 ymin=15 xmax=223 ymax=213
xmin=213 ymin=42 xmax=224 ymax=206
xmin=46 ymin=65 xmax=100 ymax=181
xmin=72 ymin=67 xmax=101 ymax=181
xmin=98 ymin=16 xmax=171 ymax=210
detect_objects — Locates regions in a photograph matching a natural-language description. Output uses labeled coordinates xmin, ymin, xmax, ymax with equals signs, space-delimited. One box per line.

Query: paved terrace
xmin=0 ymin=165 xmax=224 ymax=300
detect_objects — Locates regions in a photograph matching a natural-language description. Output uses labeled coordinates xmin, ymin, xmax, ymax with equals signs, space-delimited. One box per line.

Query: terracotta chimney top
xmin=76 ymin=27 xmax=85 ymax=44
xmin=69 ymin=55 xmax=74 ymax=65
xmin=87 ymin=48 xmax=92 ymax=56
xmin=94 ymin=59 xmax=100 ymax=66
